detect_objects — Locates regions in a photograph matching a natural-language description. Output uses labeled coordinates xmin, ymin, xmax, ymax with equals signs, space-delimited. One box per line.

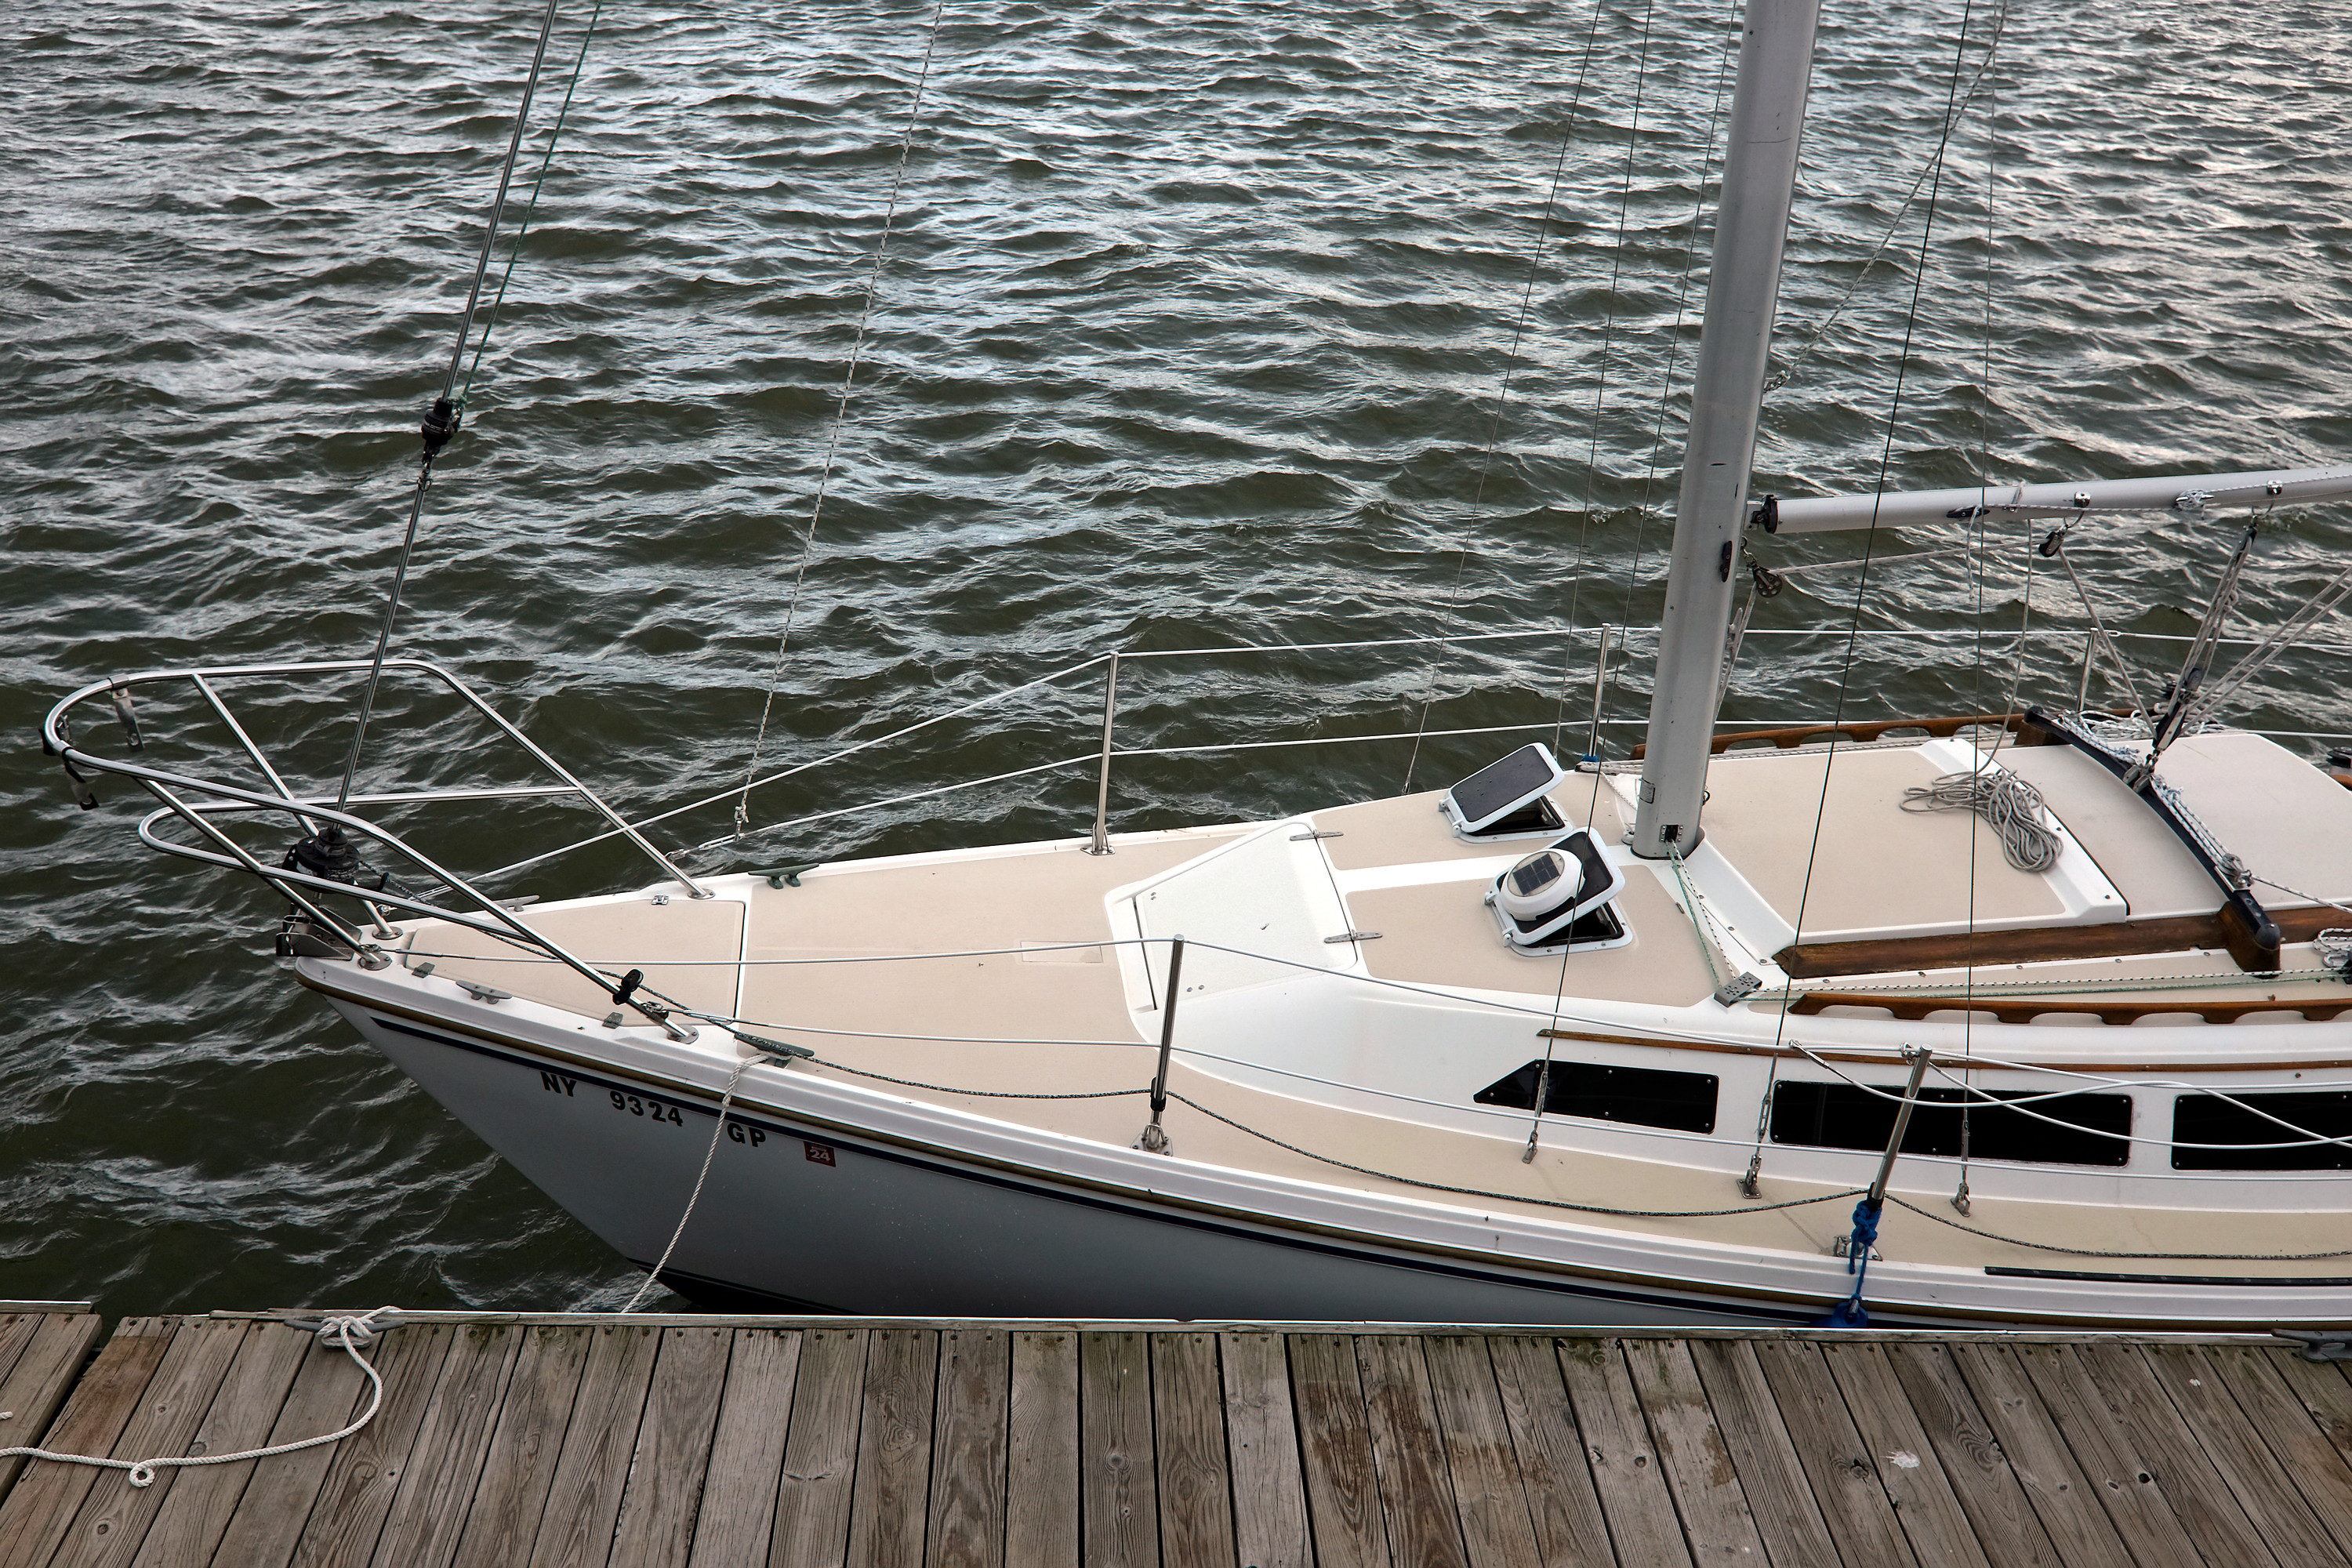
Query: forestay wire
xmin=734 ymin=3 xmax=950 ymax=839
xmin=336 ymin=0 xmax=596 ymax=811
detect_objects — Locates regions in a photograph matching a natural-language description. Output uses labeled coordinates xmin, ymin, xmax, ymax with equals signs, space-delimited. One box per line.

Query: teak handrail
xmin=1773 ymin=905 xmax=2350 ymax=980
xmin=1629 ymin=712 xmax=2023 ymax=760
xmin=1789 ymin=989 xmax=2352 ymax=1026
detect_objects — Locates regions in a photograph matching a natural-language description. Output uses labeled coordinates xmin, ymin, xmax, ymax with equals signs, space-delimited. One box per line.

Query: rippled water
xmin=7 ymin=0 xmax=2350 ymax=1314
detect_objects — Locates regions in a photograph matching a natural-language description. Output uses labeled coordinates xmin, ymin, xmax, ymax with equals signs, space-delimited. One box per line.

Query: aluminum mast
xmin=1630 ymin=0 xmax=1824 ymax=859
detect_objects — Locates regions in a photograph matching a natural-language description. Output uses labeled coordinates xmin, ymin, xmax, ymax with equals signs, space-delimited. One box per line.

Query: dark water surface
xmin=7 ymin=0 xmax=2350 ymax=1314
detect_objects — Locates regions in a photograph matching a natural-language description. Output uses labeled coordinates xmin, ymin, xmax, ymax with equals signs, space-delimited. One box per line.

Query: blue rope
xmin=1817 ymin=1196 xmax=1882 ymax=1327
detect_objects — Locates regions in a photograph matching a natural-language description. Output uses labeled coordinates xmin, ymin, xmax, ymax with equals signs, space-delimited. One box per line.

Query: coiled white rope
xmin=0 ymin=1307 xmax=401 ymax=1488
xmin=1898 ymin=768 xmax=2062 ymax=872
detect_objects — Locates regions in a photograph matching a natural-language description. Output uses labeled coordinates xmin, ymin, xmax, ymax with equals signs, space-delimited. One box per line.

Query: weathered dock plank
xmin=10 ymin=1316 xmax=2352 ymax=1567
xmin=1003 ymin=1330 xmax=1080 ymax=1568
xmin=1482 ymin=1336 xmax=1613 ymax=1568
xmin=0 ymin=1313 xmax=105 ymax=1504
xmin=1420 ymin=1335 xmax=1539 ymax=1568
xmin=1696 ymin=1339 xmax=1855 ymax=1568
xmin=205 ymin=1324 xmax=388 ymax=1568
xmin=1284 ymin=1334 xmax=1388 ymax=1568
xmin=687 ymin=1324 xmax=801 ymax=1568
xmin=121 ymin=1316 xmax=313 ymax=1568
xmin=27 ymin=1317 xmax=246 ymax=1568
xmin=282 ymin=1320 xmax=461 ymax=1568
xmin=1552 ymin=1337 xmax=1690 ymax=1568
xmin=1622 ymin=1338 xmax=1769 ymax=1564
xmin=924 ymin=1328 xmax=1008 ymax=1568
xmin=844 ymin=1328 xmax=938 ymax=1568
xmin=1079 ymin=1332 xmax=1156 ymax=1568
xmin=605 ymin=1325 xmax=730 ymax=1568
xmin=524 ymin=1323 xmax=664 ymax=1568
xmin=1216 ymin=1331 xmax=1308 ymax=1568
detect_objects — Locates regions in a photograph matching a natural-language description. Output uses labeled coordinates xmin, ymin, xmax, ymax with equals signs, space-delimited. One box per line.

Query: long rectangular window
xmin=1769 ymin=1082 xmax=2132 ymax=1167
xmin=1475 ymin=1060 xmax=1718 ymax=1134
xmin=2172 ymin=1091 xmax=2352 ymax=1171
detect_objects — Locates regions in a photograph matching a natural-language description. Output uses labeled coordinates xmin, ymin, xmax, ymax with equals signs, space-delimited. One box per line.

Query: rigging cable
xmin=1758 ymin=0 xmax=1998 ymax=1215
xmin=733 ymin=2 xmax=949 ymax=839
xmin=1400 ymin=0 xmax=1609 ymax=793
xmin=1582 ymin=0 xmax=1738 ymax=829
xmin=1759 ymin=0 xmax=2009 ymax=399
xmin=336 ymin=0 xmax=582 ymax=811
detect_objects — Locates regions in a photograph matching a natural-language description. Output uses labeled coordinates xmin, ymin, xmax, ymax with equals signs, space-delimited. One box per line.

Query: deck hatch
xmin=1475 ymin=1059 xmax=1719 ymax=1134
xmin=1769 ymin=1081 xmax=2132 ymax=1167
xmin=2171 ymin=1089 xmax=2352 ymax=1171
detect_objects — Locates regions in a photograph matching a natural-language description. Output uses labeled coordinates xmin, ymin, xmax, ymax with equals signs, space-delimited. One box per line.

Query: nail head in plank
xmin=0 ymin=1313 xmax=107 ymax=1506
xmin=1551 ymin=1338 xmax=1689 ymax=1568
xmin=1419 ymin=1337 xmax=1541 ymax=1568
xmin=1152 ymin=1332 xmax=1236 ymax=1568
xmin=925 ymin=1329 xmax=1009 ymax=1568
xmin=1700 ymin=1341 xmax=1867 ymax=1568
xmin=607 ymin=1327 xmax=732 ymax=1568
xmin=1482 ymin=1338 xmax=1615 ymax=1568
xmin=1858 ymin=1342 xmax=2063 ymax=1568
xmin=765 ymin=1327 xmax=866 ymax=1568
xmin=1078 ymin=1332 xmax=1156 ymax=1568
xmin=118 ymin=1319 xmax=315 ymax=1568
xmin=845 ymin=1328 xmax=939 ymax=1568
xmin=684 ymin=1328 xmax=804 ymax=1568
xmin=449 ymin=1325 xmax=599 ymax=1568
xmin=0 ymin=1319 xmax=179 ymax=1568
xmin=1005 ymin=1331 xmax=1080 ymax=1568
xmin=1216 ymin=1332 xmax=1309 ymax=1568
xmin=1283 ymin=1335 xmax=1388 ymax=1568
xmin=1619 ymin=1338 xmax=1768 ymax=1566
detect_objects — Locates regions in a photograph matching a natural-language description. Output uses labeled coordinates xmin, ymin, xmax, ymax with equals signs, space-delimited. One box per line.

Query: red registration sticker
xmin=804 ymin=1141 xmax=837 ymax=1166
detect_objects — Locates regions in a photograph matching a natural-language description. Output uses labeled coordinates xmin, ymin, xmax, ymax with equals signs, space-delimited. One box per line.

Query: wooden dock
xmin=5 ymin=1311 xmax=2352 ymax=1566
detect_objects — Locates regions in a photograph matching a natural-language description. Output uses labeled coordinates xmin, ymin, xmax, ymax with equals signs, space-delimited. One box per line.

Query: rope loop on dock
xmin=0 ymin=1305 xmax=402 ymax=1487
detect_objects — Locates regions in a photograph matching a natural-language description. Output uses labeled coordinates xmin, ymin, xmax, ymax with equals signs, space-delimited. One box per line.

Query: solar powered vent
xmin=1439 ymin=742 xmax=1569 ymax=842
xmin=1484 ymin=828 xmax=1630 ymax=954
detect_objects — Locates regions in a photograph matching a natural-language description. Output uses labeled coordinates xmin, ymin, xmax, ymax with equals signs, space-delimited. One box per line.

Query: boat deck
xmin=7 ymin=1309 xmax=2352 ymax=1566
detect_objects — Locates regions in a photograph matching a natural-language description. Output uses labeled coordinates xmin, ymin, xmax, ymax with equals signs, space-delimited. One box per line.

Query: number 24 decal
xmin=611 ymin=1090 xmax=684 ymax=1126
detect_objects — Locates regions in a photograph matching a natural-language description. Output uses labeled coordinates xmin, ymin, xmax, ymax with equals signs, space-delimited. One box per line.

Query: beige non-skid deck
xmin=8 ymin=1311 xmax=2352 ymax=1566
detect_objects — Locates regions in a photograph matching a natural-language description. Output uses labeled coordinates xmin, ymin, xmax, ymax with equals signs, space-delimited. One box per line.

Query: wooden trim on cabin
xmin=1628 ymin=711 xmax=2023 ymax=760
xmin=1773 ymin=903 xmax=2349 ymax=979
xmin=1788 ymin=989 xmax=2352 ymax=1026
xmin=1533 ymin=1024 xmax=2352 ymax=1074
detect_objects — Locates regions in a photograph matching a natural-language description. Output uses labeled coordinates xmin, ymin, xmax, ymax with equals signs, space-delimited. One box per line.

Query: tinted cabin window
xmin=1769 ymin=1082 xmax=2131 ymax=1167
xmin=1475 ymin=1061 xmax=1717 ymax=1134
xmin=2172 ymin=1091 xmax=2352 ymax=1171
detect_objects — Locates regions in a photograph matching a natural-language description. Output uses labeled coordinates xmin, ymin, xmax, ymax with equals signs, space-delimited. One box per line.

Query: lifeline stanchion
xmin=1087 ymin=651 xmax=1120 ymax=855
xmin=1817 ymin=1044 xmax=1932 ymax=1327
xmin=1135 ymin=935 xmax=1185 ymax=1153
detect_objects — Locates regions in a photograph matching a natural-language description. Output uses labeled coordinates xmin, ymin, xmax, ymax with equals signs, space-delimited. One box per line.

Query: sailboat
xmin=45 ymin=0 xmax=2352 ymax=1327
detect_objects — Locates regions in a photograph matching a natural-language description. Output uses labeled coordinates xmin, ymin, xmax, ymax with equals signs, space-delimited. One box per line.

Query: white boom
xmin=1759 ymin=464 xmax=2352 ymax=535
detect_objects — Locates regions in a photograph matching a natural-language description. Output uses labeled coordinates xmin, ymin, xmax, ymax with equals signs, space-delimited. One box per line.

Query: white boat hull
xmin=341 ymin=1000 xmax=1817 ymax=1326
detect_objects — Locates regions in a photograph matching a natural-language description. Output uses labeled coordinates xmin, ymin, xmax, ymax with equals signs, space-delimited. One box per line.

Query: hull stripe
xmin=367 ymin=1013 xmax=1819 ymax=1324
